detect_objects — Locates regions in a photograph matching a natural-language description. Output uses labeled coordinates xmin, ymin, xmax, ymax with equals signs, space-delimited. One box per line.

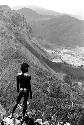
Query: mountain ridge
xmin=17 ymin=7 xmax=57 ymax=22
xmin=27 ymin=6 xmax=61 ymax=16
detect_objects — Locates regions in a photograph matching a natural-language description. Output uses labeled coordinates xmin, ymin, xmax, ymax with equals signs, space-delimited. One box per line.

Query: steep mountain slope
xmin=0 ymin=5 xmax=65 ymax=114
xmin=0 ymin=5 xmax=49 ymax=108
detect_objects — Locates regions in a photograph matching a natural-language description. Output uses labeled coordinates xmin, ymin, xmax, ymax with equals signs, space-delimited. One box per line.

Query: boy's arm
xmin=29 ymin=84 xmax=32 ymax=99
xmin=29 ymin=75 xmax=32 ymax=99
xmin=17 ymin=76 xmax=19 ymax=93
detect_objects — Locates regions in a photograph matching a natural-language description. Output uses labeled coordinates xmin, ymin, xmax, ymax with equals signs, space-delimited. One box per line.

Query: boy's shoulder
xmin=17 ymin=72 xmax=31 ymax=77
xmin=24 ymin=73 xmax=30 ymax=77
xmin=17 ymin=72 xmax=22 ymax=76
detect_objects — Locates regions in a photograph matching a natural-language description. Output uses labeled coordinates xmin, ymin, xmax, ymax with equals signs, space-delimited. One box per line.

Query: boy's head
xmin=21 ymin=63 xmax=29 ymax=73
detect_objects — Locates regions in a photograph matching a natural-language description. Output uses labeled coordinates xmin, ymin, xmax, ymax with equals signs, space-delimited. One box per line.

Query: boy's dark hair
xmin=21 ymin=63 xmax=29 ymax=73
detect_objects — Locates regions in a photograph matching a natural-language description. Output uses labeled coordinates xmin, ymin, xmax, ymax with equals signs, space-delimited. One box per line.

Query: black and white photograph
xmin=0 ymin=0 xmax=83 ymax=125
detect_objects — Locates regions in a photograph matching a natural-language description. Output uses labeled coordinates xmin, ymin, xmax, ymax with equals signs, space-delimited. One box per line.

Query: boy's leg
xmin=23 ymin=99 xmax=27 ymax=118
xmin=22 ymin=91 xmax=29 ymax=117
xmin=12 ymin=91 xmax=23 ymax=116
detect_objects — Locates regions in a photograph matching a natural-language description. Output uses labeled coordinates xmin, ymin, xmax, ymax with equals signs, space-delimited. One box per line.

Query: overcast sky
xmin=0 ymin=0 xmax=83 ymax=19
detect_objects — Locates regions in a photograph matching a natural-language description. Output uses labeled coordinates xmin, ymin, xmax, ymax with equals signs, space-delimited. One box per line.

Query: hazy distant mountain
xmin=17 ymin=7 xmax=84 ymax=48
xmin=28 ymin=6 xmax=61 ymax=16
xmin=17 ymin=7 xmax=56 ymax=21
xmin=31 ymin=15 xmax=84 ymax=48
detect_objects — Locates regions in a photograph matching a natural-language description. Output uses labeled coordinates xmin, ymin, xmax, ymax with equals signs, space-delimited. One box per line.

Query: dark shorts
xmin=16 ymin=89 xmax=29 ymax=103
